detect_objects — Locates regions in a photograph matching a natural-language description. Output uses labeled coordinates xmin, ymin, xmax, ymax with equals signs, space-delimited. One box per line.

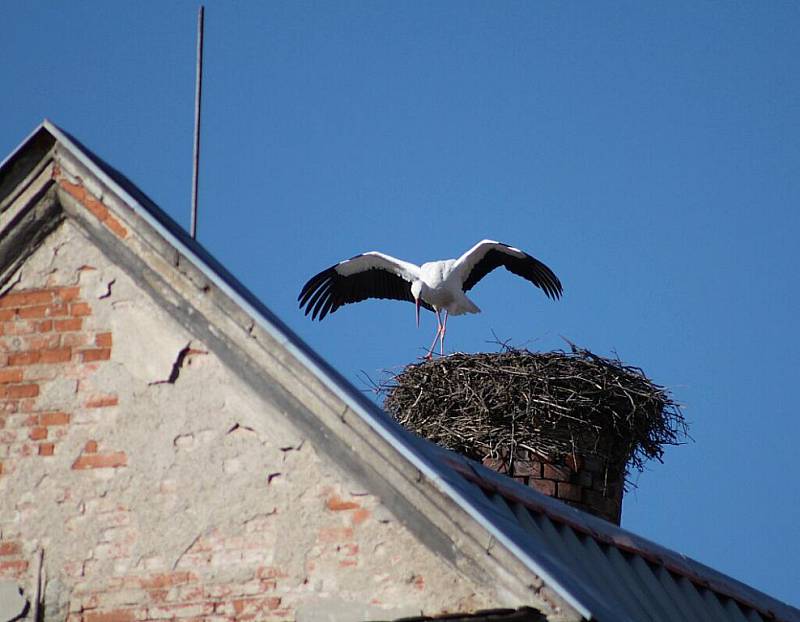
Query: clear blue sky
xmin=3 ymin=1 xmax=799 ymax=606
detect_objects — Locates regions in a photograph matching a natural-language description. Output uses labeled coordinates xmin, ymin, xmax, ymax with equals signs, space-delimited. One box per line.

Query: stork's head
xmin=410 ymin=280 xmax=424 ymax=327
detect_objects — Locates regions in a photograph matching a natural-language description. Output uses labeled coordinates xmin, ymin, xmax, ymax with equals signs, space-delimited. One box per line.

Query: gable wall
xmin=0 ymin=220 xmax=497 ymax=622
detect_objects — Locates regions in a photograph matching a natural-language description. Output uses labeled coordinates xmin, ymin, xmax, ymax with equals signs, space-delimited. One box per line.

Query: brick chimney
xmin=482 ymin=450 xmax=624 ymax=524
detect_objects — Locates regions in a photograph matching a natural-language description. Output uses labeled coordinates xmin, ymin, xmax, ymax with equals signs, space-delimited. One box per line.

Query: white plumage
xmin=299 ymin=240 xmax=562 ymax=356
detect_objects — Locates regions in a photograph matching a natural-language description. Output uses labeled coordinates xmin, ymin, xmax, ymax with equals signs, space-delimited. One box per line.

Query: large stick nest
xmin=382 ymin=345 xmax=687 ymax=480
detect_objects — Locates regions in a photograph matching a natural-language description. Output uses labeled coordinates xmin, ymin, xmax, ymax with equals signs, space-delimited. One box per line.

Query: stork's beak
xmin=415 ymin=298 xmax=421 ymax=328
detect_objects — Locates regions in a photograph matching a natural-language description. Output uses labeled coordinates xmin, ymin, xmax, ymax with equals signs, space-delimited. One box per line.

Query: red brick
xmin=35 ymin=320 xmax=53 ymax=332
xmin=18 ymin=303 xmax=68 ymax=319
xmin=352 ymin=508 xmax=371 ymax=526
xmin=39 ymin=348 xmax=72 ymax=364
xmin=29 ymin=427 xmax=47 ymax=441
xmin=584 ymin=489 xmax=622 ymax=520
xmin=0 ymin=369 xmax=23 ymax=384
xmin=38 ymin=443 xmax=55 ymax=456
xmin=256 ymin=566 xmax=287 ymax=580
xmin=556 ymin=482 xmax=583 ymax=502
xmin=232 ymin=597 xmax=282 ymax=615
xmin=564 ymin=454 xmax=584 ymax=471
xmin=0 ymin=290 xmax=53 ymax=308
xmin=7 ymin=384 xmax=39 ymax=399
xmin=512 ymin=460 xmax=542 ymax=478
xmin=72 ymin=452 xmax=127 ymax=470
xmin=84 ymin=609 xmax=135 ymax=622
xmin=85 ymin=395 xmax=118 ymax=408
xmin=84 ymin=440 xmax=98 ymax=453
xmin=95 ymin=332 xmax=113 ymax=347
xmin=0 ymin=541 xmax=21 ymax=556
xmin=54 ymin=318 xmax=83 ymax=332
xmin=104 ymin=215 xmax=129 ymax=239
xmin=41 ymin=411 xmax=70 ymax=426
xmin=17 ymin=305 xmax=48 ymax=319
xmin=57 ymin=177 xmax=108 ymax=219
xmin=8 ymin=351 xmax=40 ymax=366
xmin=0 ymin=559 xmax=27 ymax=573
xmin=542 ymin=464 xmax=571 ymax=482
xmin=82 ymin=348 xmax=111 ymax=362
xmin=325 ymin=495 xmax=360 ymax=511
xmin=530 ymin=479 xmax=556 ymax=496
xmin=0 ymin=309 xmax=15 ymax=321
xmin=55 ymin=176 xmax=129 ymax=239
xmin=84 ymin=197 xmax=110 ymax=223
xmin=139 ymin=571 xmax=196 ymax=589
xmin=70 ymin=302 xmax=92 ymax=317
xmin=61 ymin=333 xmax=88 ymax=348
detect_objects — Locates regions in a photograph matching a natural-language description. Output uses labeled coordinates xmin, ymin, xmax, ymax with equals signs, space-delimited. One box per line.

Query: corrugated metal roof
xmin=433 ymin=448 xmax=799 ymax=622
xmin=2 ymin=121 xmax=798 ymax=622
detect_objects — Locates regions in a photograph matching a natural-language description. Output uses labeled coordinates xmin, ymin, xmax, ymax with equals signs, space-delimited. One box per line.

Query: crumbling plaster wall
xmin=0 ymin=221 xmax=496 ymax=621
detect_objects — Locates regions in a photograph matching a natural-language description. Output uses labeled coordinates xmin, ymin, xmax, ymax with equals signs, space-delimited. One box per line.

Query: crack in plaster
xmin=170 ymin=531 xmax=205 ymax=571
xmin=48 ymin=241 xmax=68 ymax=266
xmin=226 ymin=423 xmax=256 ymax=436
xmin=148 ymin=343 xmax=207 ymax=386
xmin=280 ymin=440 xmax=305 ymax=455
xmin=98 ymin=278 xmax=115 ymax=299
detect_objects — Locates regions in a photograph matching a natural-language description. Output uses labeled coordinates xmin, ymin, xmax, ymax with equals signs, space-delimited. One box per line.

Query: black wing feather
xmin=298 ymin=261 xmax=433 ymax=321
xmin=462 ymin=245 xmax=563 ymax=299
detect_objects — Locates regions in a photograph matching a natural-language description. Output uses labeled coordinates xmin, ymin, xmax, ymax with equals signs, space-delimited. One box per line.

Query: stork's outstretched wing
xmin=455 ymin=240 xmax=563 ymax=300
xmin=298 ymin=252 xmax=430 ymax=320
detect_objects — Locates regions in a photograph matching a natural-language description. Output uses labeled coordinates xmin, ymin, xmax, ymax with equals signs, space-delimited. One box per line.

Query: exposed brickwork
xmin=0 ymin=286 xmax=120 ymax=470
xmin=56 ymin=492 xmax=392 ymax=621
xmin=0 ymin=538 xmax=28 ymax=580
xmin=483 ymin=450 xmax=624 ymax=524
xmin=53 ymin=166 xmax=129 ymax=239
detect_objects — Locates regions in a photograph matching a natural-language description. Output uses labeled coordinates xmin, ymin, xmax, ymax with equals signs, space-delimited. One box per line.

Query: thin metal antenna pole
xmin=191 ymin=5 xmax=205 ymax=240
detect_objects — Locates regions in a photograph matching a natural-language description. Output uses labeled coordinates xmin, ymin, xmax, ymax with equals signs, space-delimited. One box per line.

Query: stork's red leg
xmin=439 ymin=310 xmax=449 ymax=355
xmin=425 ymin=309 xmax=442 ymax=359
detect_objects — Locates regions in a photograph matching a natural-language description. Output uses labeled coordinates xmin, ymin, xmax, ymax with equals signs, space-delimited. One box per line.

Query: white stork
xmin=298 ymin=240 xmax=562 ymax=357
